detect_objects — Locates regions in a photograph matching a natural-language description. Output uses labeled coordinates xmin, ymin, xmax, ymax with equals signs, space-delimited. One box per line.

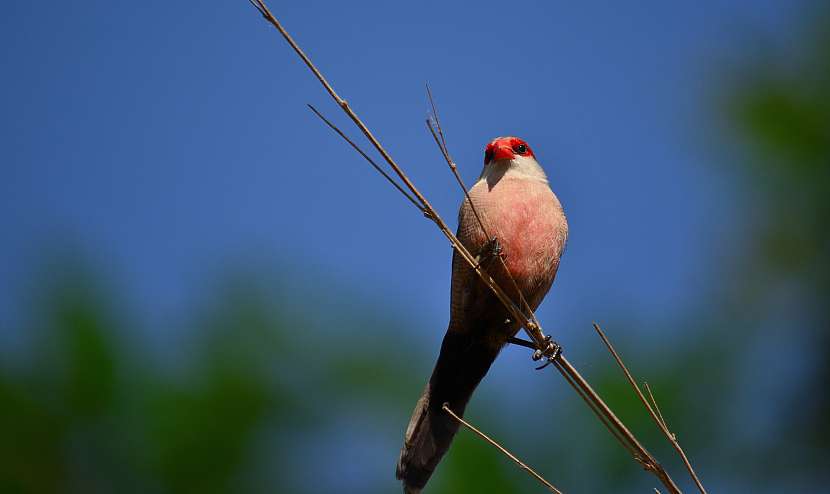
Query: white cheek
xmin=479 ymin=155 xmax=548 ymax=183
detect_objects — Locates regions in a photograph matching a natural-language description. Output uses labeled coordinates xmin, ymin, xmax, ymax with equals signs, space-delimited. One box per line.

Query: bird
xmin=396 ymin=136 xmax=568 ymax=493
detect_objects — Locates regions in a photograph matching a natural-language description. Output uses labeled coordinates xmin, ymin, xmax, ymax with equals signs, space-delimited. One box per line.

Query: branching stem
xmin=442 ymin=403 xmax=563 ymax=494
xmin=592 ymin=323 xmax=708 ymax=493
xmin=245 ymin=3 xmax=706 ymax=493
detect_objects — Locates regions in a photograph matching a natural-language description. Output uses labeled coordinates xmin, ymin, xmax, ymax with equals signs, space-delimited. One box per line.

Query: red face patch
xmin=484 ymin=137 xmax=534 ymax=163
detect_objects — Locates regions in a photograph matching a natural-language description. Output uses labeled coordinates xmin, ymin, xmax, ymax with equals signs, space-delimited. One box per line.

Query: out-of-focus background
xmin=2 ymin=1 xmax=828 ymax=492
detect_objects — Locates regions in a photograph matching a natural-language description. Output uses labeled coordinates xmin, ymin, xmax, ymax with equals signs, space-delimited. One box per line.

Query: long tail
xmin=396 ymin=330 xmax=501 ymax=493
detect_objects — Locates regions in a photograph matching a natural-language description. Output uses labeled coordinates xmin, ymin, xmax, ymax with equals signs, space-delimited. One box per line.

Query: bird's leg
xmin=473 ymin=236 xmax=504 ymax=268
xmin=507 ymin=335 xmax=536 ymax=350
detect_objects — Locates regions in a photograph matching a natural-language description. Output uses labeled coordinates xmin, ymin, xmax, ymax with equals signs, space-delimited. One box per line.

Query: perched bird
xmin=396 ymin=136 xmax=568 ymax=493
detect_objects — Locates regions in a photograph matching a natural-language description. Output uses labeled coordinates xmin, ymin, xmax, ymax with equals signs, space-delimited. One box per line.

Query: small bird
xmin=396 ymin=136 xmax=568 ymax=493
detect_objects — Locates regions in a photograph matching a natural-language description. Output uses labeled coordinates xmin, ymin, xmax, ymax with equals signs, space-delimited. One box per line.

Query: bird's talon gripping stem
xmin=485 ymin=236 xmax=503 ymax=258
xmin=473 ymin=236 xmax=504 ymax=268
xmin=533 ymin=343 xmax=562 ymax=370
xmin=531 ymin=335 xmax=561 ymax=369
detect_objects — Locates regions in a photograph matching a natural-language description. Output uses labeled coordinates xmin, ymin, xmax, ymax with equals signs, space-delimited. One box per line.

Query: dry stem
xmin=308 ymin=104 xmax=423 ymax=211
xmin=592 ymin=323 xmax=708 ymax=493
xmin=424 ymin=91 xmax=542 ymax=334
xmin=442 ymin=403 xmax=563 ymax=494
xmin=246 ymin=0 xmax=555 ymax=357
xmin=245 ymin=2 xmax=701 ymax=492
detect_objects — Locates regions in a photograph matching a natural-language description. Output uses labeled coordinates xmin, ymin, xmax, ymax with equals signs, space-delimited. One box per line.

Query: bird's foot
xmin=473 ymin=236 xmax=504 ymax=268
xmin=532 ymin=335 xmax=562 ymax=370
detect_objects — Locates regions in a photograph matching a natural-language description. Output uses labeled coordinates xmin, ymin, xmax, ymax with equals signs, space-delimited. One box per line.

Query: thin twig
xmin=553 ymin=360 xmax=643 ymax=463
xmin=425 ymin=114 xmax=541 ymax=329
xmin=425 ymin=118 xmax=489 ymax=240
xmin=424 ymin=88 xmax=544 ymax=348
xmin=592 ymin=323 xmax=708 ymax=494
xmin=426 ymin=83 xmax=448 ymax=151
xmin=308 ymin=104 xmax=424 ymax=212
xmin=644 ymin=382 xmax=670 ymax=432
xmin=246 ymin=3 xmax=688 ymax=492
xmin=442 ymin=403 xmax=563 ymax=494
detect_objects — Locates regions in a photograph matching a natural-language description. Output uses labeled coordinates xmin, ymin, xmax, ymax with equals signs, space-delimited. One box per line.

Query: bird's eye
xmin=514 ymin=143 xmax=527 ymax=155
xmin=484 ymin=149 xmax=494 ymax=163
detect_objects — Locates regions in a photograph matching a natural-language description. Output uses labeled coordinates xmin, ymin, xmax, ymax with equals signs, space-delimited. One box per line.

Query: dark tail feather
xmin=396 ymin=330 xmax=500 ymax=493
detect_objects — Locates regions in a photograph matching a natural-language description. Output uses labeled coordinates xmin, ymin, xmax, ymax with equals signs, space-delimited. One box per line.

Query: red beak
xmin=492 ymin=143 xmax=514 ymax=161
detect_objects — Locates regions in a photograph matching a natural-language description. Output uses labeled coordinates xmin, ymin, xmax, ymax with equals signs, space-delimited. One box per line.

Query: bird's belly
xmin=469 ymin=179 xmax=566 ymax=295
xmin=492 ymin=206 xmax=561 ymax=290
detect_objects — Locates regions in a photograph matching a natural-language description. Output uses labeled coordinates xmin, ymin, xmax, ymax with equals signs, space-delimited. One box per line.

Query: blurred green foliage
xmin=725 ymin=7 xmax=830 ymax=476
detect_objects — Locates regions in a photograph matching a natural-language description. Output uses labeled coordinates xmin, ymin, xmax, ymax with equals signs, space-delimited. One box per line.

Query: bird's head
xmin=484 ymin=136 xmax=535 ymax=164
xmin=481 ymin=136 xmax=547 ymax=184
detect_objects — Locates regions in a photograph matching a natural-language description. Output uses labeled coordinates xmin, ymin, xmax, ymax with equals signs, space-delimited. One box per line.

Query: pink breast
xmin=468 ymin=178 xmax=566 ymax=289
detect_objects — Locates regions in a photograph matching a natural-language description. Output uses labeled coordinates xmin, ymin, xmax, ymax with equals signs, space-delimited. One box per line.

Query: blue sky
xmin=0 ymin=0 xmax=809 ymax=351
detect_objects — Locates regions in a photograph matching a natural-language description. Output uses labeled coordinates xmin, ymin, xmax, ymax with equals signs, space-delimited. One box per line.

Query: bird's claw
xmin=535 ymin=360 xmax=553 ymax=370
xmin=473 ymin=236 xmax=504 ymax=268
xmin=532 ymin=335 xmax=561 ymax=370
xmin=483 ymin=236 xmax=503 ymax=259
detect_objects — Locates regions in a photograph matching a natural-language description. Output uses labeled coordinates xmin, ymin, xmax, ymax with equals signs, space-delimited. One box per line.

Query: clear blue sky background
xmin=0 ymin=0 xmax=808 ymax=351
